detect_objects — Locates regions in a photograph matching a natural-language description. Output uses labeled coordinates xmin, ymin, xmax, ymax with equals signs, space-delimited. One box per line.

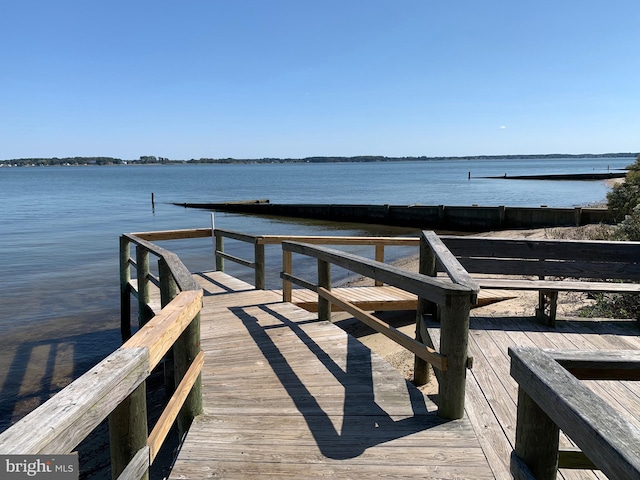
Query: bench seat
xmin=434 ymin=234 xmax=640 ymax=326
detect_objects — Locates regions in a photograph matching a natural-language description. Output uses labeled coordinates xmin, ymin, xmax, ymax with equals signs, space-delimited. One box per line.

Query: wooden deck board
xmin=462 ymin=312 xmax=640 ymax=480
xmin=172 ymin=270 xmax=639 ymax=479
xmin=169 ymin=272 xmax=495 ymax=479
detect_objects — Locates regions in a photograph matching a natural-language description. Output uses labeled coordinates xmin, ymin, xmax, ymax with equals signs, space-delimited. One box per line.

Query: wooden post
xmin=215 ymin=233 xmax=224 ymax=272
xmin=159 ymin=258 xmax=178 ymax=397
xmin=108 ymin=383 xmax=149 ymax=480
xmin=317 ymin=259 xmax=331 ymax=322
xmin=136 ymin=246 xmax=152 ymax=327
xmin=120 ymin=236 xmax=132 ymax=342
xmin=437 ymin=291 xmax=471 ymax=420
xmin=173 ymin=311 xmax=203 ymax=438
xmin=254 ymin=242 xmax=265 ymax=289
xmin=514 ymin=387 xmax=560 ymax=480
xmin=283 ymin=250 xmax=292 ymax=302
xmin=414 ymin=234 xmax=437 ymax=385
xmin=374 ymin=244 xmax=384 ymax=286
xmin=210 ymin=213 xmax=216 ymax=271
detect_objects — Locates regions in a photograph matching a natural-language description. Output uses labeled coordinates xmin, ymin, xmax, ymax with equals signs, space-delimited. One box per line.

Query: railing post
xmin=514 ymin=387 xmax=560 ymax=480
xmin=120 ymin=236 xmax=132 ymax=342
xmin=108 ymin=384 xmax=149 ymax=480
xmin=414 ymin=234 xmax=437 ymax=385
xmin=173 ymin=311 xmax=203 ymax=438
xmin=136 ymin=245 xmax=153 ymax=327
xmin=283 ymin=249 xmax=293 ymax=302
xmin=254 ymin=242 xmax=265 ymax=289
xmin=159 ymin=258 xmax=178 ymax=397
xmin=318 ymin=259 xmax=331 ymax=322
xmin=215 ymin=233 xmax=224 ymax=272
xmin=437 ymin=291 xmax=471 ymax=419
xmin=374 ymin=244 xmax=384 ymax=286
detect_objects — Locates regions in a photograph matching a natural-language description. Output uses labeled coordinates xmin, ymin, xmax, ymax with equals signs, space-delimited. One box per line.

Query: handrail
xmin=509 ymin=347 xmax=640 ymax=480
xmin=280 ymin=240 xmax=475 ymax=420
xmin=0 ymin=290 xmax=203 ymax=480
xmin=213 ymin=227 xmax=419 ymax=290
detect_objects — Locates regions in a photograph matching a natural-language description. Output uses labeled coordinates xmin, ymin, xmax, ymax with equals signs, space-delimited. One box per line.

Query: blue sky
xmin=1 ymin=1 xmax=638 ymax=160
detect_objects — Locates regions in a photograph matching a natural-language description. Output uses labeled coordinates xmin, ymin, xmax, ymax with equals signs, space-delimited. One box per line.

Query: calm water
xmin=0 ymin=157 xmax=632 ymax=431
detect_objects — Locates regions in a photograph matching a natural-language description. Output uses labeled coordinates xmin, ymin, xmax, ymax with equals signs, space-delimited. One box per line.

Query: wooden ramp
xmin=287 ymin=285 xmax=513 ymax=312
xmin=427 ymin=312 xmax=640 ymax=480
xmin=168 ymin=271 xmax=495 ymax=479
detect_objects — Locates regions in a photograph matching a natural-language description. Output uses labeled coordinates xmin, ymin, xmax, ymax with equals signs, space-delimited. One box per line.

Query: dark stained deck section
xmin=168 ymin=271 xmax=494 ymax=479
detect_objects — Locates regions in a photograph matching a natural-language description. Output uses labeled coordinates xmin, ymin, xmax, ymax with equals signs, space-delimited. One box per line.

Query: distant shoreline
xmin=1 ymin=152 xmax=637 ymax=167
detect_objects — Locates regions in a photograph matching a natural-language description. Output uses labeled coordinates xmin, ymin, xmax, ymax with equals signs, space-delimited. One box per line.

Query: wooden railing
xmin=509 ymin=347 xmax=640 ymax=480
xmin=0 ymin=231 xmax=206 ymax=479
xmin=0 ymin=287 xmax=203 ymax=480
xmin=280 ymin=237 xmax=477 ymax=420
xmin=213 ymin=227 xmax=419 ymax=290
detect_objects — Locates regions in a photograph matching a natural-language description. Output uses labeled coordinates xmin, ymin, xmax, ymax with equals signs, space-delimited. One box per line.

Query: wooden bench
xmin=433 ymin=234 xmax=640 ymax=325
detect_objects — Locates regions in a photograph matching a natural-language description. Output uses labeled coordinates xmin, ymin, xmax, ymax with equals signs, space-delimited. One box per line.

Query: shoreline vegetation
xmin=0 ymin=152 xmax=637 ymax=167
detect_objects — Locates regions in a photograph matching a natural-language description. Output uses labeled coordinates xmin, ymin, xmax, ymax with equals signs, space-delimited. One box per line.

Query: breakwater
xmin=481 ymin=172 xmax=626 ymax=180
xmin=173 ymin=201 xmax=613 ymax=230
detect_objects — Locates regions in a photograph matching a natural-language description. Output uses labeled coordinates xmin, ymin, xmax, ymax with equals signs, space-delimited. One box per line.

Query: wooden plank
xmin=317 ymin=287 xmax=447 ymax=371
xmin=422 ymin=230 xmax=480 ymax=294
xmin=123 ymin=290 xmax=203 ymax=370
xmin=476 ymin=277 xmax=640 ymax=293
xmin=148 ymin=350 xmax=204 ymax=462
xmin=0 ymin=347 xmax=149 ymax=454
xmin=509 ymin=347 xmax=640 ymax=480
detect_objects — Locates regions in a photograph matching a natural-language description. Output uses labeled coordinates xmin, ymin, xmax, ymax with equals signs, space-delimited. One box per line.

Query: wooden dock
xmin=168 ymin=271 xmax=495 ymax=479
xmin=428 ymin=312 xmax=640 ymax=479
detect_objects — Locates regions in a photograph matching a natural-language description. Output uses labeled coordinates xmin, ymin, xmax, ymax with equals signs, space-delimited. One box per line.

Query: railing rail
xmin=280 ymin=239 xmax=476 ymax=420
xmin=509 ymin=347 xmax=640 ymax=480
xmin=213 ymin=227 xmax=419 ymax=290
xmin=0 ymin=290 xmax=203 ymax=480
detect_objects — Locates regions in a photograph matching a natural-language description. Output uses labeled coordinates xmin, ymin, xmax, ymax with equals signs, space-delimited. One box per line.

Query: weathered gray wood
xmin=422 ymin=231 xmax=480 ymax=294
xmin=215 ymin=232 xmax=224 ymax=271
xmin=413 ymin=233 xmax=433 ymax=385
xmin=136 ymin=245 xmax=152 ymax=327
xmin=438 ymin=291 xmax=472 ymax=420
xmin=169 ymin=271 xmax=494 ymax=479
xmin=509 ymin=347 xmax=640 ymax=480
xmin=0 ymin=347 xmax=149 ymax=455
xmin=514 ymin=387 xmax=560 ymax=480
xmin=550 ymin=349 xmax=640 ymax=380
xmin=283 ymin=241 xmax=472 ymax=305
xmin=109 ymin=383 xmax=149 ymax=480
xmin=441 ymin=235 xmax=640 ymax=266
xmin=120 ymin=235 xmax=133 ymax=341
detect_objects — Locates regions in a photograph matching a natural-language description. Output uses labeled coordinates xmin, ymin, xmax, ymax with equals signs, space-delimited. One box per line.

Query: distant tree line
xmin=2 ymin=152 xmax=638 ymax=167
xmin=0 ymin=157 xmax=124 ymax=166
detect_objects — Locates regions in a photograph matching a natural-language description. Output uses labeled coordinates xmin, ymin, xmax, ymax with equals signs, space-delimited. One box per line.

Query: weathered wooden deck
xmin=429 ymin=310 xmax=640 ymax=480
xmin=167 ymin=271 xmax=640 ymax=479
xmin=168 ymin=271 xmax=494 ymax=479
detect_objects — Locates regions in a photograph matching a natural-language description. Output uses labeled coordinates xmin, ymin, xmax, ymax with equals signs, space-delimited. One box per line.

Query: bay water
xmin=0 ymin=156 xmax=632 ymax=432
